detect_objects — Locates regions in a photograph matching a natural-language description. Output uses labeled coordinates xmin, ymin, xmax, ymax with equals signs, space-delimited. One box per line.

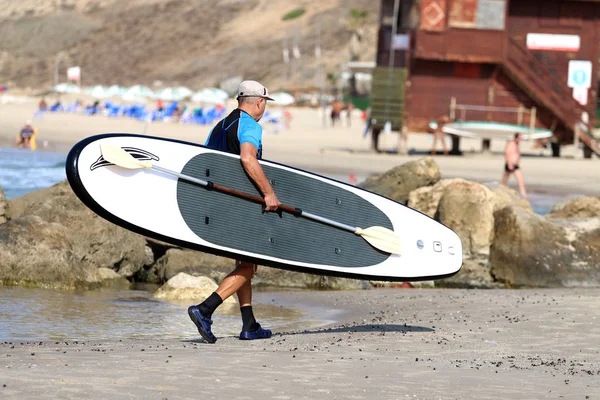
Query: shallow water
xmin=0 ymin=286 xmax=340 ymax=342
xmin=0 ymin=147 xmax=66 ymax=199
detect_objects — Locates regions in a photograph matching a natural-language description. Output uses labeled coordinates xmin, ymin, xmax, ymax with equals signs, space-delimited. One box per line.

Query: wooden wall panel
xmin=506 ymin=0 xmax=599 ymax=117
xmin=414 ymin=29 xmax=505 ymax=62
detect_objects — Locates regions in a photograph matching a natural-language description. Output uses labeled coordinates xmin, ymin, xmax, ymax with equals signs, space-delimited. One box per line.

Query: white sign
xmin=67 ymin=66 xmax=81 ymax=81
xmin=392 ymin=34 xmax=409 ymax=50
xmin=567 ymin=60 xmax=592 ymax=89
xmin=526 ymin=33 xmax=580 ymax=52
xmin=573 ymin=87 xmax=588 ymax=106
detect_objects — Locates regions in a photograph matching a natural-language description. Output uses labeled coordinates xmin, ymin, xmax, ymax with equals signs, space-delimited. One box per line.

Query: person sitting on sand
xmin=501 ymin=132 xmax=527 ymax=198
xmin=14 ymin=120 xmax=37 ymax=150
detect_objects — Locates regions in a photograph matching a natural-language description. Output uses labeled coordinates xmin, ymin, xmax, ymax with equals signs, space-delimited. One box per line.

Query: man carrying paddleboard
xmin=188 ymin=80 xmax=279 ymax=343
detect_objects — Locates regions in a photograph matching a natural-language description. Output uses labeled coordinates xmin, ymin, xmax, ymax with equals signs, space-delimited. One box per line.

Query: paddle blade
xmin=355 ymin=226 xmax=402 ymax=255
xmin=100 ymin=143 xmax=152 ymax=169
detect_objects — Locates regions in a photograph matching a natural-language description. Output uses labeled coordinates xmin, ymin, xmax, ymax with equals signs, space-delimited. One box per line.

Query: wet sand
xmin=2 ymin=288 xmax=599 ymax=399
xmin=1 ymin=98 xmax=598 ymax=196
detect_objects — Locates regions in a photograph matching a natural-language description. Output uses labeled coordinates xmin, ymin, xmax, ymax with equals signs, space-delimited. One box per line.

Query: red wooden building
xmin=371 ymin=0 xmax=600 ymax=156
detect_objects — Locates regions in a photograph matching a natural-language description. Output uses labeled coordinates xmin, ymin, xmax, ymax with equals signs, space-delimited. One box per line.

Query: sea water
xmin=0 ymin=147 xmax=67 ymax=199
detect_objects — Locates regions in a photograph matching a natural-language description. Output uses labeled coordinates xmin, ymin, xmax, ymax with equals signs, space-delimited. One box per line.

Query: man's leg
xmin=441 ymin=134 xmax=449 ymax=156
xmin=235 ymin=262 xmax=254 ymax=307
xmin=234 ymin=262 xmax=262 ymax=334
xmin=513 ymin=169 xmax=527 ymax=198
xmin=188 ymin=261 xmax=255 ymax=343
xmin=501 ymin=169 xmax=510 ymax=186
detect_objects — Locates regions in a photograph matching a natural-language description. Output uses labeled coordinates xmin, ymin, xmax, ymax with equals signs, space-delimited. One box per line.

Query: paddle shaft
xmin=151 ymin=165 xmax=358 ymax=233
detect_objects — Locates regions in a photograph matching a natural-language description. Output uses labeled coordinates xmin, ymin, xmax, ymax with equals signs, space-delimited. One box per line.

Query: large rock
xmin=359 ymin=157 xmax=441 ymax=203
xmin=489 ymin=184 xmax=532 ymax=213
xmin=0 ymin=216 xmax=129 ymax=290
xmin=0 ymin=186 xmax=7 ymax=224
xmin=154 ymin=273 xmax=236 ymax=305
xmin=437 ymin=180 xmax=495 ymax=256
xmin=408 ymin=180 xmax=531 ymax=218
xmin=254 ymin=268 xmax=371 ymax=290
xmin=139 ymin=248 xmax=235 ymax=284
xmin=144 ymin=248 xmax=371 ymax=289
xmin=407 ymin=178 xmax=469 ymax=217
xmin=547 ymin=196 xmax=600 ymax=219
xmin=7 ymin=180 xmax=148 ymax=278
xmin=490 ymin=206 xmax=600 ymax=287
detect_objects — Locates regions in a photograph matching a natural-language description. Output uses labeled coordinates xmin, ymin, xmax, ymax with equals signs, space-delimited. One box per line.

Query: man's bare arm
xmin=240 ymin=143 xmax=280 ymax=211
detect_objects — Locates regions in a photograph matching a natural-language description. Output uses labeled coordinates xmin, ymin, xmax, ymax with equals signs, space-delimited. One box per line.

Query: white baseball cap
xmin=236 ymin=80 xmax=274 ymax=101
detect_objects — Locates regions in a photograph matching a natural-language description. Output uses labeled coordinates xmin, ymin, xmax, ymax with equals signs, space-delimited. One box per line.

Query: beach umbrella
xmin=270 ymin=92 xmax=295 ymax=105
xmin=176 ymin=86 xmax=193 ymax=98
xmin=53 ymin=83 xmax=81 ymax=94
xmin=121 ymin=92 xmax=148 ymax=103
xmin=153 ymin=87 xmax=191 ymax=101
xmin=192 ymin=88 xmax=229 ymax=104
xmin=85 ymin=85 xmax=112 ymax=98
xmin=123 ymin=85 xmax=154 ymax=99
xmin=107 ymin=85 xmax=127 ymax=97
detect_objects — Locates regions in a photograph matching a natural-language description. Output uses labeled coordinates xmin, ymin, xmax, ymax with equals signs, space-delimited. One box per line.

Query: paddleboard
xmin=66 ymin=134 xmax=463 ymax=282
xmin=429 ymin=121 xmax=553 ymax=141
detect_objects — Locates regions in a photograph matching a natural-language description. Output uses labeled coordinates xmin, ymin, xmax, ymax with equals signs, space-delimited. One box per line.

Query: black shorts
xmin=505 ymin=163 xmax=519 ymax=172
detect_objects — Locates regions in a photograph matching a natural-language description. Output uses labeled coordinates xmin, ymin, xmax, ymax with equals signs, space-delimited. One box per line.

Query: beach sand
xmin=1 ymin=98 xmax=600 ymax=398
xmin=1 ymin=97 xmax=599 ymax=196
xmin=1 ymin=288 xmax=599 ymax=399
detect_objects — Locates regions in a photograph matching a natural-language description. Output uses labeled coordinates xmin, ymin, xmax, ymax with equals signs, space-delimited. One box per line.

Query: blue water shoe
xmin=239 ymin=323 xmax=272 ymax=340
xmin=188 ymin=305 xmax=217 ymax=343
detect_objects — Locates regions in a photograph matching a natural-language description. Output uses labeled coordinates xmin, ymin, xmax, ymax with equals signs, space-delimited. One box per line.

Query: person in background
xmin=501 ymin=132 xmax=527 ymax=198
xmin=345 ymin=102 xmax=354 ymax=128
xmin=330 ymin=99 xmax=344 ymax=127
xmin=429 ymin=115 xmax=450 ymax=156
xmin=38 ymin=98 xmax=48 ymax=111
xmin=14 ymin=120 xmax=37 ymax=150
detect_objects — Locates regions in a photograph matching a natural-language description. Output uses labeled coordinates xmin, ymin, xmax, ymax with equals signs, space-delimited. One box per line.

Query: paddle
xmin=100 ymin=143 xmax=402 ymax=255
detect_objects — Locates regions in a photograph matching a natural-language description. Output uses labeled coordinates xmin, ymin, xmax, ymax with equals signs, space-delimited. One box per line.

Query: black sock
xmin=197 ymin=292 xmax=223 ymax=319
xmin=240 ymin=306 xmax=259 ymax=332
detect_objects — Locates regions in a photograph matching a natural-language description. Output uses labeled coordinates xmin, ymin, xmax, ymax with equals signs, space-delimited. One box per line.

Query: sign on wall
xmin=526 ymin=33 xmax=581 ymax=52
xmin=448 ymin=0 xmax=506 ymax=30
xmin=572 ymin=87 xmax=588 ymax=106
xmin=67 ymin=66 xmax=81 ymax=81
xmin=420 ymin=0 xmax=447 ymax=31
xmin=568 ymin=60 xmax=592 ymax=106
xmin=392 ymin=34 xmax=409 ymax=50
xmin=567 ymin=60 xmax=592 ymax=89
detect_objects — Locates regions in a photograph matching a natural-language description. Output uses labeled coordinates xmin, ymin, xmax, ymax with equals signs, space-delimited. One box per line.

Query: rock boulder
xmin=0 ymin=186 xmax=7 ymax=224
xmin=7 ymin=180 xmax=148 ymax=278
xmin=547 ymin=196 xmax=600 ymax=219
xmin=359 ymin=157 xmax=441 ymax=203
xmin=153 ymin=273 xmax=237 ymax=305
xmin=490 ymin=206 xmax=600 ymax=287
xmin=437 ymin=180 xmax=495 ymax=257
xmin=0 ymin=216 xmax=129 ymax=289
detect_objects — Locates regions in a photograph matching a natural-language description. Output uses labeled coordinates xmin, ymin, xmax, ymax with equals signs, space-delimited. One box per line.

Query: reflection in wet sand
xmin=0 ymin=286 xmax=339 ymax=341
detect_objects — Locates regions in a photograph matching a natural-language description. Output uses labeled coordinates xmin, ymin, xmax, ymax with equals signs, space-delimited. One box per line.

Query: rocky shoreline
xmin=1 ymin=157 xmax=599 ymax=295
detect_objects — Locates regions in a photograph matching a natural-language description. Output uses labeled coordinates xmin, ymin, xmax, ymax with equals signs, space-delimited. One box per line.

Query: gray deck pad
xmin=177 ymin=153 xmax=393 ymax=268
